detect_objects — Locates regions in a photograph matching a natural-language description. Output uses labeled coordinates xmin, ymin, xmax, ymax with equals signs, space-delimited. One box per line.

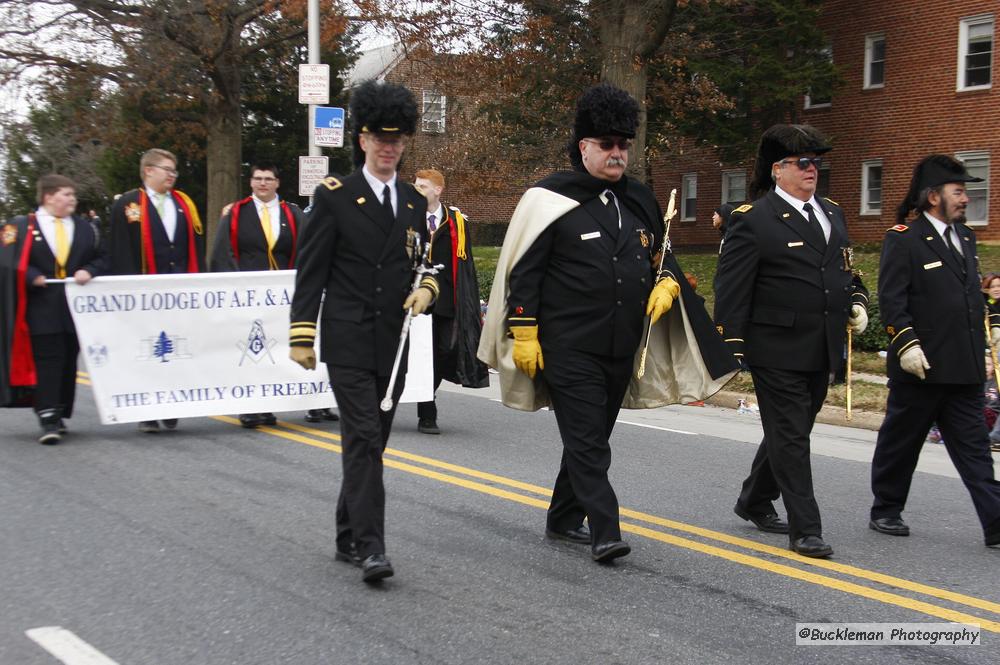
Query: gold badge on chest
xmin=1 ymin=223 xmax=17 ymax=246
xmin=125 ymin=202 xmax=142 ymax=223
xmin=637 ymin=228 xmax=650 ymax=248
xmin=405 ymin=227 xmax=418 ymax=260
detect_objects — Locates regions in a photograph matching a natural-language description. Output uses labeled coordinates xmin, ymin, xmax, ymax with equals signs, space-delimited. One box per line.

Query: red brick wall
xmin=653 ymin=0 xmax=999 ymax=246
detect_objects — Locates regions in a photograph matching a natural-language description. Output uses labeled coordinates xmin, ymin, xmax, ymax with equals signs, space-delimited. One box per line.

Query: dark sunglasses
xmin=779 ymin=157 xmax=823 ymax=170
xmin=584 ymin=137 xmax=632 ymax=151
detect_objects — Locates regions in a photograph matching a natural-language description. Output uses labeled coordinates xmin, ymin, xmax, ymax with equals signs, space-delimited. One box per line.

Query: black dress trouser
xmin=328 ymin=364 xmax=405 ymax=559
xmin=542 ymin=346 xmax=633 ymax=545
xmin=872 ymin=381 xmax=1000 ymax=532
xmin=31 ymin=333 xmax=80 ymax=419
xmin=740 ymin=365 xmax=830 ymax=540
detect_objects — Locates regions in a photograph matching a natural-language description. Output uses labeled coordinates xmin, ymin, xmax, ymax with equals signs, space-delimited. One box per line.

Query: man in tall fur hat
xmin=870 ymin=154 xmax=1000 ymax=548
xmin=479 ymin=83 xmax=738 ymax=564
xmin=714 ymin=124 xmax=869 ymax=558
xmin=289 ymin=79 xmax=438 ymax=582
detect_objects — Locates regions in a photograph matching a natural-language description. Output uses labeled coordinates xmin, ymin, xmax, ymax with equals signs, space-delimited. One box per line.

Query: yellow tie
xmin=260 ymin=204 xmax=278 ymax=270
xmin=53 ymin=217 xmax=70 ymax=279
xmin=153 ymin=193 xmax=166 ymax=218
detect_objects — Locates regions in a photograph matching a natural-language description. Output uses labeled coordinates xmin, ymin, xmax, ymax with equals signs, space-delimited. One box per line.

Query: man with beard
xmin=479 ymin=84 xmax=737 ymax=563
xmin=714 ymin=124 xmax=869 ymax=558
xmin=870 ymin=154 xmax=1000 ymax=548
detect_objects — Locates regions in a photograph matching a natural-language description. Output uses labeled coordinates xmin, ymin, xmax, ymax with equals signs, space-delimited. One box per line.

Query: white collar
xmin=252 ymin=194 xmax=279 ymax=207
xmin=362 ymin=165 xmax=397 ymax=196
xmin=924 ymin=212 xmax=956 ymax=239
xmin=427 ymin=203 xmax=443 ymax=219
xmin=773 ymin=185 xmax=821 ymax=215
xmin=145 ymin=186 xmax=170 ymax=200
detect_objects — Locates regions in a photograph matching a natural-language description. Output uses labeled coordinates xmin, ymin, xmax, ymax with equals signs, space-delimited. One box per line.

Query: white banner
xmin=65 ymin=271 xmax=432 ymax=424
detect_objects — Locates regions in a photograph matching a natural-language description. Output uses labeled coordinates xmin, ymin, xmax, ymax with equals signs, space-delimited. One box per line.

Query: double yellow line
xmin=213 ymin=415 xmax=1000 ymax=632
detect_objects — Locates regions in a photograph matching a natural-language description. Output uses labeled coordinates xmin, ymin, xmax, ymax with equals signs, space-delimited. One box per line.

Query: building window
xmin=955 ymin=151 xmax=990 ymax=225
xmin=816 ymin=165 xmax=831 ymax=200
xmin=805 ymin=46 xmax=834 ymax=108
xmin=421 ymin=90 xmax=446 ymax=133
xmin=681 ymin=173 xmax=697 ymax=221
xmin=861 ymin=160 xmax=883 ymax=215
xmin=722 ymin=170 xmax=747 ymax=205
xmin=864 ymin=34 xmax=885 ymax=88
xmin=958 ymin=15 xmax=994 ymax=90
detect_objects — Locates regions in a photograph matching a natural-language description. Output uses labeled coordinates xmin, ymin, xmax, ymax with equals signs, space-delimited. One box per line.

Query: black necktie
xmin=382 ymin=184 xmax=394 ymax=220
xmin=801 ymin=202 xmax=826 ymax=246
xmin=605 ymin=191 xmax=620 ymax=236
xmin=945 ymin=226 xmax=965 ymax=273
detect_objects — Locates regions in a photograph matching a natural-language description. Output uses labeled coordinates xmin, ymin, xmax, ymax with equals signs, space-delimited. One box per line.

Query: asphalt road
xmin=2 ymin=375 xmax=999 ymax=664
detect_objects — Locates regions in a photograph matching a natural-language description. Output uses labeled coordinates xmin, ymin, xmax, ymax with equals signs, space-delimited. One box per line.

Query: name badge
xmin=581 ymin=231 xmax=601 ymax=240
xmin=787 ymin=241 xmax=804 ymax=247
xmin=923 ymin=261 xmax=942 ymax=270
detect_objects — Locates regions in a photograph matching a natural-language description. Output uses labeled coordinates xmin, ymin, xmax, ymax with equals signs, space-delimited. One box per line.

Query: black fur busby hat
xmin=349 ymin=79 xmax=418 ymax=167
xmin=896 ymin=154 xmax=983 ymax=223
xmin=568 ymin=83 xmax=640 ymax=169
xmin=748 ymin=124 xmax=831 ymax=199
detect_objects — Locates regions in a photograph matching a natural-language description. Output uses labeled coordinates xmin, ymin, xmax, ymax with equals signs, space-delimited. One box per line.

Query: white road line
xmin=25 ymin=627 xmax=121 ymax=665
xmin=617 ymin=420 xmax=697 ymax=436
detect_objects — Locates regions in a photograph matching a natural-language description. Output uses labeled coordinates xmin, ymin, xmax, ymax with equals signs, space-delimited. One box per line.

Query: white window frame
xmin=860 ymin=160 xmax=883 ymax=216
xmin=681 ymin=173 xmax=697 ymax=221
xmin=421 ymin=90 xmax=447 ymax=133
xmin=804 ymin=46 xmax=834 ymax=108
xmin=864 ymin=33 xmax=886 ymax=89
xmin=721 ymin=170 xmax=747 ymax=205
xmin=955 ymin=151 xmax=990 ymax=226
xmin=957 ymin=14 xmax=994 ymax=92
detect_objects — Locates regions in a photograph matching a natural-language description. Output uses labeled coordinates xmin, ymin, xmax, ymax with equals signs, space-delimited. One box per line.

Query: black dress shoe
xmin=546 ymin=524 xmax=591 ymax=544
xmin=985 ymin=519 xmax=1000 ymax=547
xmin=305 ymin=408 xmax=339 ymax=423
xmin=38 ymin=424 xmax=61 ymax=445
xmin=334 ymin=546 xmax=361 ymax=566
xmin=869 ymin=517 xmax=910 ymax=536
xmin=591 ymin=540 xmax=631 ymax=562
xmin=161 ymin=419 xmax=179 ymax=430
xmin=361 ymin=554 xmax=394 ymax=582
xmin=418 ymin=418 xmax=440 ymax=435
xmin=259 ymin=413 xmax=277 ymax=426
xmin=734 ymin=503 xmax=789 ymax=534
xmin=138 ymin=420 xmax=160 ymax=434
xmin=790 ymin=535 xmax=833 ymax=558
xmin=239 ymin=413 xmax=262 ymax=428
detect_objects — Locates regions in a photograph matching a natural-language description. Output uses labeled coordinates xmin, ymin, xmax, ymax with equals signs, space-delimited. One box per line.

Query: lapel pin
xmin=925 ymin=236 xmax=933 ymax=241
xmin=356 ymin=197 xmax=366 ymax=205
xmin=407 ymin=202 xmax=414 ymax=209
xmin=782 ymin=213 xmax=791 ymax=218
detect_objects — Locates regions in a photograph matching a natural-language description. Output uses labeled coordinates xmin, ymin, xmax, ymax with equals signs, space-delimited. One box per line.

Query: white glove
xmin=848 ymin=304 xmax=868 ymax=335
xmin=991 ymin=326 xmax=1000 ymax=349
xmin=899 ymin=345 xmax=931 ymax=380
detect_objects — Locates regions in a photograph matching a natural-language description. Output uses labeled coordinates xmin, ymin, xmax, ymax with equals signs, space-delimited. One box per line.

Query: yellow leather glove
xmin=646 ymin=276 xmax=681 ymax=325
xmin=403 ymin=286 xmax=434 ymax=315
xmin=510 ymin=325 xmax=544 ymax=379
xmin=290 ymin=346 xmax=317 ymax=370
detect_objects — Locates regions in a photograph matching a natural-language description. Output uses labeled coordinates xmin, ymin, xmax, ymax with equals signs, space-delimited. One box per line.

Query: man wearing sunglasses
xmin=871 ymin=154 xmax=1000 ymax=548
xmin=714 ymin=124 xmax=869 ymax=558
xmin=480 ymin=84 xmax=737 ymax=564
xmin=109 ymin=148 xmax=206 ymax=435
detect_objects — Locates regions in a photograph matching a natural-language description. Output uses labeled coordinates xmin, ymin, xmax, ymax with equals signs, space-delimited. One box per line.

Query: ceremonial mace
xmin=380 ymin=243 xmax=442 ymax=412
xmin=637 ymin=188 xmax=677 ymax=379
xmin=843 ymin=248 xmax=863 ymax=421
xmin=984 ymin=316 xmax=1000 ymax=387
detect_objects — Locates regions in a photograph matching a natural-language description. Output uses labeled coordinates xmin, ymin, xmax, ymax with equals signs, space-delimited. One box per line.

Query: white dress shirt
xmin=145 ymin=186 xmax=177 ymax=242
xmin=774 ymin=185 xmax=831 ymax=242
xmin=924 ymin=211 xmax=963 ymax=256
xmin=362 ymin=165 xmax=398 ymax=216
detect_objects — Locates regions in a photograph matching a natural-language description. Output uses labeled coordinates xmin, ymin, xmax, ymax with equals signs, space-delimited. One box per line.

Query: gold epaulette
xmin=888 ymin=224 xmax=909 ymax=233
xmin=733 ymin=204 xmax=753 ymax=214
xmin=322 ymin=176 xmax=342 ymax=191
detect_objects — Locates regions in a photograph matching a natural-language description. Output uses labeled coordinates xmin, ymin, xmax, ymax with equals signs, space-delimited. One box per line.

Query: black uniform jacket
xmin=109 ymin=188 xmax=206 ymax=275
xmin=209 ymin=197 xmax=304 ymax=272
xmin=426 ymin=204 xmax=489 ymax=388
xmin=879 ymin=214 xmax=986 ymax=385
xmin=714 ymin=190 xmax=869 ymax=372
xmin=0 ymin=214 xmax=106 ymax=405
xmin=289 ymin=170 xmax=435 ymax=376
xmin=508 ymin=171 xmax=660 ymax=358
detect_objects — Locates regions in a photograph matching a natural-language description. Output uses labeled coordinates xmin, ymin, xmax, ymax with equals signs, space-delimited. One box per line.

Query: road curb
xmin=706 ymin=390 xmax=885 ymax=431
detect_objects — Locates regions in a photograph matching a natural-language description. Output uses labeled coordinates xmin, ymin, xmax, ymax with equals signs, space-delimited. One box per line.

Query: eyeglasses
xmin=778 ymin=157 xmax=823 ymax=170
xmin=365 ymin=133 xmax=405 ymax=147
xmin=149 ymin=164 xmax=179 ymax=176
xmin=583 ymin=137 xmax=632 ymax=151
xmin=251 ymin=176 xmax=277 ymax=183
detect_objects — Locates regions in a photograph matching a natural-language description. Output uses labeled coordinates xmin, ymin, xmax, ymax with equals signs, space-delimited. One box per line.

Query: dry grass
xmin=724 ymin=373 xmax=888 ymax=412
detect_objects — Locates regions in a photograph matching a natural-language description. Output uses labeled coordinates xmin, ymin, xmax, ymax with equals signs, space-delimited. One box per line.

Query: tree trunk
xmin=203 ymin=65 xmax=242 ymax=254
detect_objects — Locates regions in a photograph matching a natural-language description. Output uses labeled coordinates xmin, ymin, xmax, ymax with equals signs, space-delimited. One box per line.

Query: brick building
xmin=654 ymin=0 xmax=998 ymax=247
